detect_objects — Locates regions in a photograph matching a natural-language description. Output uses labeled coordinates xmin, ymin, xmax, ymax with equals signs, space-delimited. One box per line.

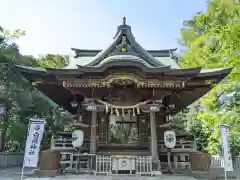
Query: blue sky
xmin=1 ymin=0 xmax=208 ymax=58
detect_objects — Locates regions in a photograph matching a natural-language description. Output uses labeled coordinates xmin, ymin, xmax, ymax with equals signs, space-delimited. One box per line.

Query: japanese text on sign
xmin=23 ymin=119 xmax=45 ymax=168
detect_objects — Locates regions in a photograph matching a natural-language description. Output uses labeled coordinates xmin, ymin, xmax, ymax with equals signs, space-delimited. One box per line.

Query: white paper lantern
xmin=164 ymin=130 xmax=176 ymax=149
xmin=72 ymin=130 xmax=84 ymax=148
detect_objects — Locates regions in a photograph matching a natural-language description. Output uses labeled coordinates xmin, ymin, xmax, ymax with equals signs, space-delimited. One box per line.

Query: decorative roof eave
xmin=45 ymin=68 xmax=84 ymax=75
xmin=164 ymin=67 xmax=202 ymax=76
xmin=165 ymin=67 xmax=233 ymax=115
xmin=76 ymin=63 xmax=203 ymax=79
xmin=71 ymin=48 xmax=100 ymax=57
xmin=71 ymin=48 xmax=177 ymax=58
xmin=16 ymin=65 xmax=232 ymax=81
xmin=14 ymin=65 xmax=48 ymax=74
xmin=77 ymin=60 xmax=171 ymax=73
xmin=185 ymin=67 xmax=233 ymax=86
xmin=14 ymin=66 xmax=59 ymax=84
xmin=14 ymin=65 xmax=85 ymax=75
xmin=148 ymin=49 xmax=177 ymax=57
xmin=15 ymin=66 xmax=76 ymax=112
xmin=197 ymin=67 xmax=233 ymax=77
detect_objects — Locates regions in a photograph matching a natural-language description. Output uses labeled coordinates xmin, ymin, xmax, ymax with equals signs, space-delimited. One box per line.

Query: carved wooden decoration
xmin=62 ymin=73 xmax=185 ymax=88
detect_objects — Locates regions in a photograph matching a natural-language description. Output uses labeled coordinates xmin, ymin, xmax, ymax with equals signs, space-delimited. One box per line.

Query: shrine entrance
xmin=108 ymin=115 xmax=138 ymax=144
xmin=97 ymin=112 xmax=150 ymax=154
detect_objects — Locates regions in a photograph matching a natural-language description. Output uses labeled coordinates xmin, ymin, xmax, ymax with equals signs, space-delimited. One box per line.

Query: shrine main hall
xmin=17 ymin=18 xmax=232 ymax=175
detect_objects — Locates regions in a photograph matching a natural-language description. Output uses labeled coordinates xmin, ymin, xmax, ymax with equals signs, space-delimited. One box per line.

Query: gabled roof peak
xmin=84 ymin=17 xmax=166 ymax=67
xmin=71 ymin=18 xmax=179 ymax=68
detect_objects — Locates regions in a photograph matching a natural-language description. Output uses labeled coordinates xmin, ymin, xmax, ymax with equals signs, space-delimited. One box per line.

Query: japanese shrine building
xmin=17 ymin=18 xmax=232 ymax=174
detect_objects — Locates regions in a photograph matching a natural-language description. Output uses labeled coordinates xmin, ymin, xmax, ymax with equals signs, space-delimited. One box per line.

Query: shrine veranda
xmin=16 ymin=18 xmax=232 ymax=175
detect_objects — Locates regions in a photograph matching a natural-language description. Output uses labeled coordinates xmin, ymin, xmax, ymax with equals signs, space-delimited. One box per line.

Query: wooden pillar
xmin=150 ymin=111 xmax=160 ymax=171
xmin=90 ymin=111 xmax=97 ymax=154
xmin=174 ymin=155 xmax=178 ymax=170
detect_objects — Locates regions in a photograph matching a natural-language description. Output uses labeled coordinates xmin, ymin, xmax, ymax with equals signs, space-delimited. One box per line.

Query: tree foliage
xmin=179 ymin=0 xmax=240 ymax=155
xmin=0 ymin=27 xmax=72 ymax=152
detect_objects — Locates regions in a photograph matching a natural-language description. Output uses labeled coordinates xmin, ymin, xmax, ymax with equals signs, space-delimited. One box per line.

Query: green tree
xmin=172 ymin=103 xmax=211 ymax=152
xmin=37 ymin=54 xmax=70 ymax=68
xmin=179 ymin=0 xmax=240 ymax=155
xmin=0 ymin=26 xmax=72 ymax=151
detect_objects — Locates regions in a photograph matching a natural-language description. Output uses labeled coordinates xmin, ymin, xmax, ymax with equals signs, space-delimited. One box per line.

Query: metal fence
xmin=0 ymin=152 xmax=24 ymax=168
xmin=211 ymin=155 xmax=240 ymax=169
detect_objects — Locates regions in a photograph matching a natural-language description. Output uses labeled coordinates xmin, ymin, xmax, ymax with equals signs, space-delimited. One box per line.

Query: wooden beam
xmin=150 ymin=111 xmax=161 ymax=170
xmin=90 ymin=111 xmax=97 ymax=153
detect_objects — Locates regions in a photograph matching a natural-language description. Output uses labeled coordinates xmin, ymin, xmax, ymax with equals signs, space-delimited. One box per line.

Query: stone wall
xmin=0 ymin=152 xmax=24 ymax=168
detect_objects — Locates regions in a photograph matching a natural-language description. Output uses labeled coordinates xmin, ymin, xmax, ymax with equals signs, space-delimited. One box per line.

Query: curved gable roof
xmin=83 ymin=18 xmax=165 ymax=67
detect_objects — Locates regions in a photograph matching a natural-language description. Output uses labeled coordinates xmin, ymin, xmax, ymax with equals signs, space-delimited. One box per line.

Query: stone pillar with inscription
xmin=150 ymin=111 xmax=161 ymax=174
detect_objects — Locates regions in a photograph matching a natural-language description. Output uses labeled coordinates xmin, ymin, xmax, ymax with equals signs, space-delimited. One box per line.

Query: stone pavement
xmin=24 ymin=175 xmax=198 ymax=180
xmin=2 ymin=168 xmax=240 ymax=180
xmin=0 ymin=168 xmax=198 ymax=180
xmin=0 ymin=167 xmax=35 ymax=180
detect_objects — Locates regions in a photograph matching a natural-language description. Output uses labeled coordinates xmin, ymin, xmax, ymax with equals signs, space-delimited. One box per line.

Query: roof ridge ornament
xmin=123 ymin=17 xmax=126 ymax=26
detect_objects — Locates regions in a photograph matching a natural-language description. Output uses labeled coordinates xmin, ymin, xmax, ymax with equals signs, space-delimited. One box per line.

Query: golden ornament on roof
xmin=121 ymin=47 xmax=127 ymax=52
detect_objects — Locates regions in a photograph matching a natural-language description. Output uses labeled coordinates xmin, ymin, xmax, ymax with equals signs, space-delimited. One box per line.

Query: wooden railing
xmin=157 ymin=140 xmax=196 ymax=150
xmin=51 ymin=138 xmax=90 ymax=152
xmin=51 ymin=136 xmax=196 ymax=152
